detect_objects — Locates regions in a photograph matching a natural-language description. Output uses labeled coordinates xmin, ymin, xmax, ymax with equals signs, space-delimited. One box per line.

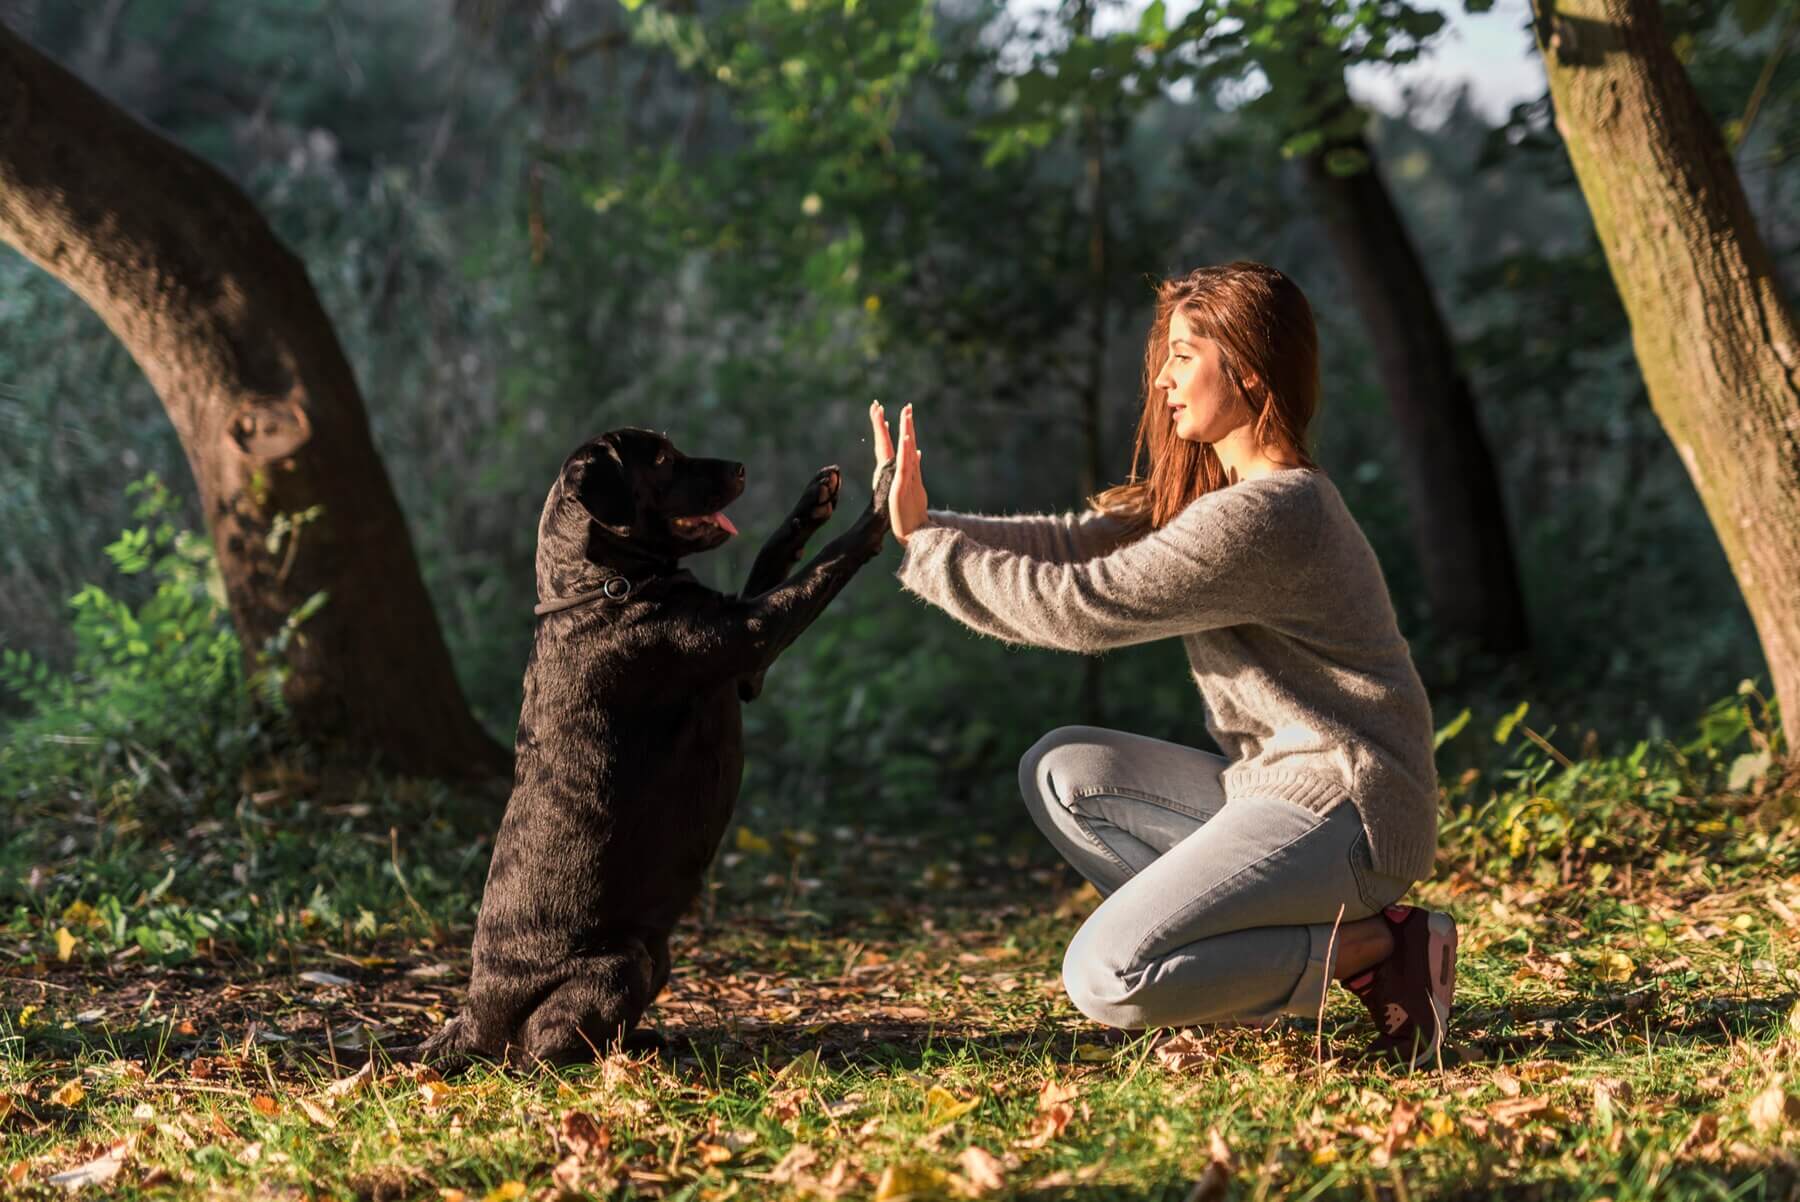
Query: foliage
xmin=0 ymin=475 xmax=275 ymax=801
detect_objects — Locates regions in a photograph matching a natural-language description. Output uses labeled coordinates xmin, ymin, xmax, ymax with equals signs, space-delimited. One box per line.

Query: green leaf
xmin=1137 ymin=0 xmax=1167 ymax=42
xmin=1433 ymin=708 xmax=1472 ymax=751
xmin=1494 ymin=701 xmax=1530 ymax=745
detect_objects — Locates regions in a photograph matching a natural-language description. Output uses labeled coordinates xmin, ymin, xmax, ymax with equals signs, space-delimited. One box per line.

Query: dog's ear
xmin=565 ymin=437 xmax=635 ymax=532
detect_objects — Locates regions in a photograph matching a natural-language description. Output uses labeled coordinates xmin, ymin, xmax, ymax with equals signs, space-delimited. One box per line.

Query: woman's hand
xmin=868 ymin=400 xmax=928 ymax=543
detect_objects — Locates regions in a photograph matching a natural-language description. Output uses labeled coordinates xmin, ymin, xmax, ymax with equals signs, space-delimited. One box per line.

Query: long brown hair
xmin=1092 ymin=261 xmax=1322 ymax=531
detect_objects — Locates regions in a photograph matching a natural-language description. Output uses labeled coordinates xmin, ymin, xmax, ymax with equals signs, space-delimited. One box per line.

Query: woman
xmin=868 ymin=261 xmax=1455 ymax=1066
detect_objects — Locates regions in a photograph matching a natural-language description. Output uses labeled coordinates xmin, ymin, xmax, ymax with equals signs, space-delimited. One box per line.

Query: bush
xmin=0 ymin=474 xmax=275 ymax=800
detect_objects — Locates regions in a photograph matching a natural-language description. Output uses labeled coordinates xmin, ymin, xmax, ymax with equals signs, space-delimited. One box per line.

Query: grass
xmin=4 ymin=714 xmax=1800 ymax=1201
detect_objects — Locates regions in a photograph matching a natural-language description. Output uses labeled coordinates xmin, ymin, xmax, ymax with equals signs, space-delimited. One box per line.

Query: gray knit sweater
xmin=895 ymin=470 xmax=1438 ymax=880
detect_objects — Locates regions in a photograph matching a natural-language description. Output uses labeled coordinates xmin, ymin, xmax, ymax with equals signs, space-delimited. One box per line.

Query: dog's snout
xmin=732 ymin=462 xmax=746 ymax=483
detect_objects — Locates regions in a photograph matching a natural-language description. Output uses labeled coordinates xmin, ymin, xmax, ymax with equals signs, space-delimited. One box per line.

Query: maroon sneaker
xmin=1343 ymin=905 xmax=1457 ymax=1069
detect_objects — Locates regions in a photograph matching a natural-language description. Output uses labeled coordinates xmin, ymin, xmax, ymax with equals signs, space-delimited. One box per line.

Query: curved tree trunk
xmin=1302 ymin=124 xmax=1532 ymax=657
xmin=0 ymin=21 xmax=510 ymax=780
xmin=1533 ymin=0 xmax=1800 ymax=750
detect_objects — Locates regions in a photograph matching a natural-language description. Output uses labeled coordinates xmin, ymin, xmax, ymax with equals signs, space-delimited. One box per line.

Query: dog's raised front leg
xmin=738 ymin=467 xmax=840 ymax=702
xmin=681 ymin=461 xmax=895 ymax=682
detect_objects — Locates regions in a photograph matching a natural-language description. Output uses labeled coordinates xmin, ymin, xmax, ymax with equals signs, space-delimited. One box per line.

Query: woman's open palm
xmin=868 ymin=401 xmax=927 ymax=543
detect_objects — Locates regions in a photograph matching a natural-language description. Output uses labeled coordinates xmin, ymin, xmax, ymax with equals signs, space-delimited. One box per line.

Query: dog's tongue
xmin=713 ymin=511 xmax=738 ymax=536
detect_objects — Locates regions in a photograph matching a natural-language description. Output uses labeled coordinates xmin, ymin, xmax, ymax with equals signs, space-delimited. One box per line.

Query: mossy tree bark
xmin=1533 ymin=0 xmax=1800 ymax=749
xmin=0 ymin=22 xmax=510 ymax=780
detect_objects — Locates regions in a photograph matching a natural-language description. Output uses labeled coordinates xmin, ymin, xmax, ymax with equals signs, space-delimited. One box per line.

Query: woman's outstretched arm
xmin=920 ymin=508 xmax=1135 ymax=564
xmin=897 ymin=488 xmax=1319 ymax=654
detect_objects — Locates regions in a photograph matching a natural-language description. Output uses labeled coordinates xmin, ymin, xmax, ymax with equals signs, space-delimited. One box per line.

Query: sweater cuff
xmin=894 ymin=522 xmax=958 ymax=594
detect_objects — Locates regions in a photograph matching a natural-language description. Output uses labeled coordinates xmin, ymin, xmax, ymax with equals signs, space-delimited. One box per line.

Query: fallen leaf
xmin=45 ymin=1137 xmax=133 ymax=1190
xmin=735 ymin=827 xmax=773 ymax=855
xmin=238 ymin=1141 xmax=263 ymax=1165
xmin=875 ymin=1162 xmax=947 ymax=1202
xmin=1370 ymin=1100 xmax=1420 ymax=1169
xmin=695 ymin=1142 xmax=733 ymax=1166
xmin=1485 ymin=1096 xmax=1551 ymax=1128
xmin=1748 ymin=1083 xmax=1800 ymax=1132
xmin=1187 ymin=1128 xmax=1233 ymax=1202
xmin=1153 ymin=1032 xmax=1210 ymax=1073
xmin=299 ymin=971 xmax=354 ymax=988
xmin=60 ymin=900 xmax=105 ymax=930
xmin=1682 ymin=1113 xmax=1720 ymax=1156
xmin=1073 ymin=1042 xmax=1114 ymax=1062
xmin=250 ymin=1095 xmax=279 ymax=1117
xmin=924 ymin=1086 xmax=979 ymax=1125
xmin=0 ymin=1094 xmax=12 ymax=1123
xmin=562 ymin=1111 xmax=611 ymax=1161
xmin=1015 ymin=1105 xmax=1073 ymax=1149
xmin=955 ymin=1146 xmax=1006 ymax=1197
xmin=327 ymin=1061 xmax=374 ymax=1098
xmin=770 ymin=1145 xmax=819 ymax=1185
xmin=55 ymin=927 xmax=78 ymax=962
xmin=482 ymin=1184 xmax=526 ymax=1202
xmin=50 ymin=1081 xmax=85 ymax=1107
xmin=1036 ymin=1080 xmax=1079 ymax=1110
xmin=1595 ymin=951 xmax=1634 ymax=982
xmin=297 ymin=1097 xmax=336 ymax=1129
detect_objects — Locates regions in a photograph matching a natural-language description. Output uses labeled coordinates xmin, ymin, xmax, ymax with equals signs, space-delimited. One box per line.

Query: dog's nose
xmin=732 ymin=463 xmax=746 ymax=482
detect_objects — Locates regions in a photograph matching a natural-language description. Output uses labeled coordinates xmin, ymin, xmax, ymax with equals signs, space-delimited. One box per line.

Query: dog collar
xmin=534 ymin=569 xmax=696 ymax=617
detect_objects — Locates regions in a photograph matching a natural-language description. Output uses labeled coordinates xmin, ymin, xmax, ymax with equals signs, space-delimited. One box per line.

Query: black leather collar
xmin=534 ymin=568 xmax=696 ymax=617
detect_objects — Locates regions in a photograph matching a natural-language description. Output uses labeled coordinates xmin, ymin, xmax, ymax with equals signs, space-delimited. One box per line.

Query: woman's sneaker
xmin=1343 ymin=906 xmax=1457 ymax=1070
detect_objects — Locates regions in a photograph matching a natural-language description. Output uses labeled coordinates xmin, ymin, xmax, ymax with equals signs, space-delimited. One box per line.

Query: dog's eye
xmin=654 ymin=452 xmax=669 ymax=467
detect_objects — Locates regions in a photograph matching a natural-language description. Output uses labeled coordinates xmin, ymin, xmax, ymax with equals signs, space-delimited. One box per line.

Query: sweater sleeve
xmin=920 ymin=508 xmax=1135 ymax=563
xmin=897 ymin=482 xmax=1320 ymax=654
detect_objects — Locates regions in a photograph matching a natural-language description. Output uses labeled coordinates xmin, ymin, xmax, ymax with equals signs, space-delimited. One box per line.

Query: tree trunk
xmin=1301 ymin=126 xmax=1532 ymax=657
xmin=0 ymin=22 xmax=510 ymax=780
xmin=1532 ymin=0 xmax=1800 ymax=750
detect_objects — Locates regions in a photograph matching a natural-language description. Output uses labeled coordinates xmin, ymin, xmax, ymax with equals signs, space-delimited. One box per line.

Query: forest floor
xmin=5 ymin=748 xmax=1800 ymax=1200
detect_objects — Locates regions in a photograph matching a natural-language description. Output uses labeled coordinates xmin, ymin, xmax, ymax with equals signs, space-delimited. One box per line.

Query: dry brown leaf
xmin=297 ymin=1096 xmax=336 ymax=1129
xmin=419 ymin=1080 xmax=455 ymax=1109
xmin=327 ymin=1061 xmax=374 ymax=1098
xmin=1492 ymin=1072 xmax=1522 ymax=1098
xmin=1014 ymin=1104 xmax=1073 ymax=1149
xmin=769 ymin=1144 xmax=819 ymax=1185
xmin=46 ymin=1136 xmax=134 ymax=1190
xmin=49 ymin=1080 xmax=86 ymax=1107
xmin=1185 ymin=1128 xmax=1232 ymax=1202
xmin=954 ymin=1146 xmax=1006 ymax=1197
xmin=1036 ymin=1080 xmax=1079 ymax=1110
xmin=1748 ymin=1083 xmax=1800 ymax=1132
xmin=250 ymin=1095 xmax=279 ymax=1117
xmin=1682 ymin=1113 xmax=1721 ymax=1157
xmin=695 ymin=1142 xmax=733 ymax=1166
xmin=1370 ymin=1100 xmax=1421 ymax=1169
xmin=1485 ymin=1096 xmax=1551 ymax=1128
xmin=561 ymin=1111 xmax=612 ymax=1163
xmin=1153 ymin=1032 xmax=1210 ymax=1073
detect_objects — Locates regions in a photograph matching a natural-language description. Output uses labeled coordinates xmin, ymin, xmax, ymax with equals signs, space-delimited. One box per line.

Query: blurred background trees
xmin=1 ymin=0 xmax=1795 ymax=810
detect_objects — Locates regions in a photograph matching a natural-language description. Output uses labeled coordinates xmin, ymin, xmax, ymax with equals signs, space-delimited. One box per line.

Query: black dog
xmin=422 ymin=428 xmax=893 ymax=1066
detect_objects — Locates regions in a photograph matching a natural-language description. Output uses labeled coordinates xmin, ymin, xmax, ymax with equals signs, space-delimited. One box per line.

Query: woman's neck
xmin=1213 ymin=430 xmax=1301 ymax=484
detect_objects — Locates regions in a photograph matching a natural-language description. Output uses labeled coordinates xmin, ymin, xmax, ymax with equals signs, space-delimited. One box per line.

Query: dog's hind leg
xmin=518 ymin=939 xmax=661 ymax=1065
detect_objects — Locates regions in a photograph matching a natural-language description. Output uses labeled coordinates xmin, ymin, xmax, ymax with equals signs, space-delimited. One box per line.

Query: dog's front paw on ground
xmin=803 ymin=466 xmax=841 ymax=524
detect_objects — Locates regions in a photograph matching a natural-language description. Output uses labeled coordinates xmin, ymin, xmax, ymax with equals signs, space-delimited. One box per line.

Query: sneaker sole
xmin=1423 ymin=910 xmax=1458 ymax=1061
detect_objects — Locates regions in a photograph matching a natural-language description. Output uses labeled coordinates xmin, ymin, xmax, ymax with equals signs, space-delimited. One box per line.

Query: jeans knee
xmin=1018 ymin=725 xmax=1105 ymax=815
xmin=1060 ymin=927 xmax=1144 ymax=1030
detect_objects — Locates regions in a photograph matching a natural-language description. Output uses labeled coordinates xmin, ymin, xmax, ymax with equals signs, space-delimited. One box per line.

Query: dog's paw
xmin=801 ymin=466 xmax=840 ymax=524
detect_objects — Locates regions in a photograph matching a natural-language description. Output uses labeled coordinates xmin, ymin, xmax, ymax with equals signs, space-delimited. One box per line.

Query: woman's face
xmin=1154 ymin=311 xmax=1254 ymax=445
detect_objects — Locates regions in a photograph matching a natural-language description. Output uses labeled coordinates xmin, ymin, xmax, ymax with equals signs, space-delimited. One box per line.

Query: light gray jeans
xmin=1019 ymin=725 xmax=1412 ymax=1029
